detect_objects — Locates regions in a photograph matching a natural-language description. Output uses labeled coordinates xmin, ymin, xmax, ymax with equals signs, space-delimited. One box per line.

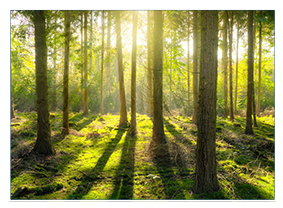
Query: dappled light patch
xmin=11 ymin=112 xmax=274 ymax=199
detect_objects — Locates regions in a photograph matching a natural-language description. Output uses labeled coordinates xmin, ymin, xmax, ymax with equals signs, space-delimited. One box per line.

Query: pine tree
xmin=245 ymin=11 xmax=254 ymax=135
xmin=62 ymin=10 xmax=70 ymax=137
xmin=115 ymin=11 xmax=127 ymax=126
xmin=194 ymin=10 xmax=219 ymax=194
xmin=32 ymin=10 xmax=55 ymax=155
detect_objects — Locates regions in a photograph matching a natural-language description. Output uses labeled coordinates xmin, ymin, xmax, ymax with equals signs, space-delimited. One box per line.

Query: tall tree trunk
xmin=101 ymin=11 xmax=105 ymax=115
xmin=32 ymin=10 xmax=55 ymax=155
xmin=130 ymin=11 xmax=138 ymax=136
xmin=229 ymin=11 xmax=234 ymax=120
xmin=115 ymin=11 xmax=127 ymax=126
xmin=223 ymin=11 xmax=228 ymax=118
xmin=106 ymin=11 xmax=111 ymax=97
xmin=169 ymin=33 xmax=173 ymax=112
xmin=62 ymin=10 xmax=70 ymax=136
xmin=152 ymin=10 xmax=166 ymax=149
xmin=234 ymin=13 xmax=239 ymax=115
xmin=245 ymin=11 xmax=254 ymax=135
xmin=52 ymin=11 xmax=57 ymax=111
xmin=194 ymin=10 xmax=219 ymax=194
xmin=80 ymin=12 xmax=84 ymax=112
xmin=192 ymin=11 xmax=198 ymax=124
xmin=252 ymin=14 xmax=257 ymax=127
xmin=83 ymin=10 xmax=89 ymax=115
xmin=11 ymin=90 xmax=15 ymax=119
xmin=147 ymin=11 xmax=153 ymax=117
xmin=257 ymin=20 xmax=262 ymax=116
xmin=90 ymin=11 xmax=93 ymax=76
xmin=187 ymin=11 xmax=191 ymax=117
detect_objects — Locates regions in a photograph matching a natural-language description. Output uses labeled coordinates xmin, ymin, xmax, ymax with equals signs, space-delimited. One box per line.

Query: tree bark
xmin=229 ymin=11 xmax=234 ymax=120
xmin=130 ymin=11 xmax=138 ymax=136
xmin=83 ymin=10 xmax=89 ymax=115
xmin=223 ymin=11 xmax=228 ymax=118
xmin=152 ymin=11 xmax=166 ymax=147
xmin=52 ymin=11 xmax=57 ymax=111
xmin=257 ymin=20 xmax=262 ymax=116
xmin=147 ymin=11 xmax=153 ymax=117
xmin=106 ymin=11 xmax=111 ymax=97
xmin=187 ymin=11 xmax=191 ymax=117
xmin=62 ymin=10 xmax=70 ymax=137
xmin=245 ymin=11 xmax=254 ymax=135
xmin=11 ymin=90 xmax=15 ymax=119
xmin=32 ymin=10 xmax=55 ymax=155
xmin=194 ymin=10 xmax=219 ymax=194
xmin=80 ymin=12 xmax=84 ymax=112
xmin=101 ymin=11 xmax=105 ymax=115
xmin=115 ymin=11 xmax=127 ymax=126
xmin=192 ymin=11 xmax=198 ymax=124
xmin=234 ymin=13 xmax=239 ymax=115
xmin=252 ymin=14 xmax=257 ymax=127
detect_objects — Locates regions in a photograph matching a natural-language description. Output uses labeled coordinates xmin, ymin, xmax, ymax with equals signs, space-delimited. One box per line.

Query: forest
xmin=10 ymin=10 xmax=275 ymax=200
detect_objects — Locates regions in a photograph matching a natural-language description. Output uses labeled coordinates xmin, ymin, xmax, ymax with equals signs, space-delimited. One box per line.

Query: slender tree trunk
xmin=83 ymin=10 xmax=88 ymax=115
xmin=130 ymin=11 xmax=138 ymax=136
xmin=252 ymin=15 xmax=257 ymax=127
xmin=101 ymin=11 xmax=105 ymax=115
xmin=90 ymin=11 xmax=93 ymax=75
xmin=187 ymin=11 xmax=191 ymax=117
xmin=169 ymin=33 xmax=173 ymax=112
xmin=223 ymin=11 xmax=228 ymax=118
xmin=152 ymin=10 xmax=166 ymax=147
xmin=32 ymin=10 xmax=55 ymax=155
xmin=106 ymin=11 xmax=111 ymax=97
xmin=11 ymin=90 xmax=15 ymax=119
xmin=80 ymin=12 xmax=84 ymax=112
xmin=229 ymin=11 xmax=234 ymax=120
xmin=192 ymin=11 xmax=198 ymax=123
xmin=62 ymin=10 xmax=70 ymax=137
xmin=245 ymin=11 xmax=254 ymax=135
xmin=194 ymin=10 xmax=219 ymax=194
xmin=257 ymin=20 xmax=262 ymax=116
xmin=147 ymin=11 xmax=153 ymax=117
xmin=115 ymin=11 xmax=127 ymax=126
xmin=234 ymin=14 xmax=239 ymax=116
xmin=52 ymin=12 xmax=57 ymax=111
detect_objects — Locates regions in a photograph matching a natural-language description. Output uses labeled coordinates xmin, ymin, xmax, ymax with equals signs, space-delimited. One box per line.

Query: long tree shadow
xmin=109 ymin=132 xmax=137 ymax=199
xmin=68 ymin=127 xmax=127 ymax=199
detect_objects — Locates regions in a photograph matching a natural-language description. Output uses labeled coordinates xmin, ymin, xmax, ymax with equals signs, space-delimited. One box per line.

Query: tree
xmin=115 ymin=11 xmax=127 ymax=126
xmin=192 ymin=11 xmax=198 ymax=123
xmin=83 ymin=10 xmax=89 ymax=115
xmin=32 ymin=10 xmax=55 ymax=155
xmin=151 ymin=11 xmax=166 ymax=151
xmin=62 ymin=10 xmax=70 ymax=137
xmin=11 ymin=90 xmax=15 ymax=119
xmin=245 ymin=11 xmax=254 ymax=135
xmin=194 ymin=10 xmax=219 ymax=194
xmin=80 ymin=12 xmax=84 ymax=112
xmin=222 ymin=11 xmax=228 ymax=118
xmin=234 ymin=12 xmax=240 ymax=115
xmin=229 ymin=11 xmax=234 ymax=120
xmin=130 ymin=11 xmax=138 ymax=136
xmin=147 ymin=11 xmax=153 ymax=117
xmin=257 ymin=14 xmax=262 ymax=117
xmin=106 ymin=11 xmax=112 ymax=97
xmin=187 ymin=11 xmax=191 ymax=117
xmin=52 ymin=11 xmax=58 ymax=111
xmin=101 ymin=11 xmax=105 ymax=115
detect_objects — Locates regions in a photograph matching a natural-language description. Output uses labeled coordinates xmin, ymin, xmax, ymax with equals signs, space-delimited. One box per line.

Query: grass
xmin=10 ymin=112 xmax=274 ymax=200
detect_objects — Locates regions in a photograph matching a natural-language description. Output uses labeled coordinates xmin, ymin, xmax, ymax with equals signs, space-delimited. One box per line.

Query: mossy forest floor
xmin=10 ymin=112 xmax=275 ymax=200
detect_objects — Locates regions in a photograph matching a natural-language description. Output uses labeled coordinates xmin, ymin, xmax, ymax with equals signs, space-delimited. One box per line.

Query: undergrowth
xmin=10 ymin=112 xmax=274 ymax=200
